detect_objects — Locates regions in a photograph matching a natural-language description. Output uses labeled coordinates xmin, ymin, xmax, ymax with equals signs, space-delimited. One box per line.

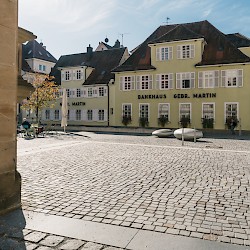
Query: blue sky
xmin=19 ymin=0 xmax=250 ymax=59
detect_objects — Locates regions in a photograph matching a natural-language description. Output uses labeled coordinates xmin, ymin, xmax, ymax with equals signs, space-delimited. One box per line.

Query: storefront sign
xmin=60 ymin=102 xmax=85 ymax=106
xmin=173 ymin=93 xmax=216 ymax=99
xmin=138 ymin=94 xmax=167 ymax=99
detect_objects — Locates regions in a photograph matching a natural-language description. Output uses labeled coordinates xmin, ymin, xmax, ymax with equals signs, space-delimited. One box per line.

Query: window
xmin=65 ymin=71 xmax=70 ymax=81
xmin=39 ymin=64 xmax=45 ymax=71
xmin=88 ymin=88 xmax=93 ymax=97
xmin=202 ymin=103 xmax=214 ymax=119
xmin=54 ymin=110 xmax=59 ymax=120
xmin=122 ymin=104 xmax=132 ymax=117
xmin=198 ymin=71 xmax=219 ymax=88
xmin=158 ymin=103 xmax=170 ymax=120
xmin=87 ymin=110 xmax=93 ymax=121
xmin=176 ymin=72 xmax=195 ymax=89
xmin=98 ymin=110 xmax=105 ymax=121
xmin=76 ymin=70 xmax=82 ymax=80
xmin=45 ymin=110 xmax=50 ymax=120
xmin=66 ymin=89 xmax=70 ymax=98
xmin=76 ymin=88 xmax=81 ymax=98
xmin=156 ymin=46 xmax=173 ymax=61
xmin=139 ymin=104 xmax=149 ymax=118
xmin=43 ymin=65 xmax=46 ymax=71
xmin=179 ymin=103 xmax=191 ymax=120
xmin=137 ymin=75 xmax=153 ymax=90
xmin=76 ymin=110 xmax=81 ymax=120
xmin=156 ymin=74 xmax=173 ymax=89
xmin=99 ymin=87 xmax=104 ymax=97
xmin=177 ymin=44 xmax=195 ymax=59
xmin=120 ymin=76 xmax=135 ymax=91
xmin=221 ymin=70 xmax=243 ymax=87
xmin=225 ymin=103 xmax=238 ymax=120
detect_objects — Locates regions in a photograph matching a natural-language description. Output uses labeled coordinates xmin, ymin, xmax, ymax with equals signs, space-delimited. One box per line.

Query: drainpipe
xmin=107 ymin=83 xmax=109 ymax=127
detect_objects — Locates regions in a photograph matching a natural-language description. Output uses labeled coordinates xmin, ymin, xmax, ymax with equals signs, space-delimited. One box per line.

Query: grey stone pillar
xmin=0 ymin=0 xmax=21 ymax=214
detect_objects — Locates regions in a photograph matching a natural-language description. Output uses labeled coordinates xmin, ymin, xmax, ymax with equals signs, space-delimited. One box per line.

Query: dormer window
xmin=156 ymin=46 xmax=173 ymax=61
xmin=177 ymin=44 xmax=195 ymax=59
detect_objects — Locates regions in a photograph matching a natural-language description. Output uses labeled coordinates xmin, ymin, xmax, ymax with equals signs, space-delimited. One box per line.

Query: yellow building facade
xmin=110 ymin=21 xmax=250 ymax=131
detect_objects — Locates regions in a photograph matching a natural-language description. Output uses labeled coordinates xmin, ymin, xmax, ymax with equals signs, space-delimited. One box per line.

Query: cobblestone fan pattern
xmin=17 ymin=134 xmax=250 ymax=246
xmin=0 ymin=228 xmax=123 ymax=250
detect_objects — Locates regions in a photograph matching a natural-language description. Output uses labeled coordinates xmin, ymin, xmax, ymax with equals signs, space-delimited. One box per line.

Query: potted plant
xmin=180 ymin=116 xmax=190 ymax=128
xmin=225 ymin=116 xmax=238 ymax=133
xmin=158 ymin=115 xmax=169 ymax=127
xmin=201 ymin=118 xmax=214 ymax=129
xmin=122 ymin=115 xmax=132 ymax=126
xmin=139 ymin=117 xmax=149 ymax=127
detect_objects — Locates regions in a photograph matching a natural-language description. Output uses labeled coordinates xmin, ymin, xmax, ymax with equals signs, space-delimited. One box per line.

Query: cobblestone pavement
xmin=17 ymin=132 xmax=250 ymax=247
xmin=0 ymin=228 xmax=123 ymax=249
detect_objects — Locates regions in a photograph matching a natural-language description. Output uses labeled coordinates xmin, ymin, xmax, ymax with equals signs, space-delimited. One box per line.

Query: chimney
xmin=87 ymin=44 xmax=93 ymax=55
xmin=114 ymin=39 xmax=121 ymax=48
xmin=40 ymin=42 xmax=46 ymax=50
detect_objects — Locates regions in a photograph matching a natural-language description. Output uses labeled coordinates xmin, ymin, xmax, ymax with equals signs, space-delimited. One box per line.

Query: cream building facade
xmin=43 ymin=45 xmax=129 ymax=127
xmin=110 ymin=21 xmax=250 ymax=131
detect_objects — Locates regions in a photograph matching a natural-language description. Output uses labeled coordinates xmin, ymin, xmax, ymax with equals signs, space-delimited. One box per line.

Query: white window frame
xmin=221 ymin=69 xmax=243 ymax=88
xmin=122 ymin=103 xmax=132 ymax=117
xmin=176 ymin=72 xmax=195 ymax=89
xmin=139 ymin=103 xmax=149 ymax=118
xmin=98 ymin=87 xmax=104 ymax=97
xmin=156 ymin=46 xmax=173 ymax=61
xmin=156 ymin=73 xmax=173 ymax=89
xmin=179 ymin=103 xmax=191 ymax=121
xmin=224 ymin=102 xmax=239 ymax=122
xmin=136 ymin=75 xmax=153 ymax=90
xmin=158 ymin=103 xmax=170 ymax=121
xmin=177 ymin=44 xmax=195 ymax=59
xmin=76 ymin=88 xmax=81 ymax=98
xmin=119 ymin=76 xmax=135 ymax=91
xmin=76 ymin=70 xmax=82 ymax=80
xmin=88 ymin=87 xmax=93 ymax=97
xmin=54 ymin=109 xmax=60 ymax=120
xmin=198 ymin=71 xmax=219 ymax=88
xmin=87 ymin=110 xmax=93 ymax=121
xmin=65 ymin=70 xmax=70 ymax=81
xmin=45 ymin=109 xmax=50 ymax=120
xmin=202 ymin=103 xmax=215 ymax=119
xmin=76 ymin=110 xmax=82 ymax=121
xmin=98 ymin=109 xmax=105 ymax=121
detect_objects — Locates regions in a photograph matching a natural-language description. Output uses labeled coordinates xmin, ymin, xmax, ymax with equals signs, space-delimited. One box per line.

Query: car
xmin=174 ymin=128 xmax=203 ymax=141
xmin=152 ymin=129 xmax=174 ymax=138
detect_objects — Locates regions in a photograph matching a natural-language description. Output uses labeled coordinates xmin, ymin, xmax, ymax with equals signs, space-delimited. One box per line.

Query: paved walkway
xmin=1 ymin=131 xmax=250 ymax=249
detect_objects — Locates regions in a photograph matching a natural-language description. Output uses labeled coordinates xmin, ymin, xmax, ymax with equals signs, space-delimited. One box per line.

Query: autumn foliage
xmin=22 ymin=74 xmax=59 ymax=122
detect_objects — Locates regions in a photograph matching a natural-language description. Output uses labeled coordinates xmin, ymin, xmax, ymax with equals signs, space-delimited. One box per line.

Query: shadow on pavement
xmin=0 ymin=208 xmax=26 ymax=249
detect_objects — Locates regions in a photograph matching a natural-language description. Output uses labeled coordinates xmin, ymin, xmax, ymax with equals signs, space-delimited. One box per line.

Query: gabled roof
xmin=149 ymin=24 xmax=204 ymax=44
xmin=114 ymin=20 xmax=250 ymax=72
xmin=51 ymin=47 xmax=127 ymax=85
xmin=226 ymin=33 xmax=250 ymax=48
xmin=22 ymin=40 xmax=57 ymax=63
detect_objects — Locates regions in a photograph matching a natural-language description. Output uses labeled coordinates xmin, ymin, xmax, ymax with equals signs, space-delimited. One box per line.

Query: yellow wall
xmin=110 ymin=39 xmax=250 ymax=131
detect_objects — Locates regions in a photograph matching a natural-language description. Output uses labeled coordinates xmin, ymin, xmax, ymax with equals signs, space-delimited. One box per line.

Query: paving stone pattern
xmin=0 ymin=228 xmax=123 ymax=250
xmin=17 ymin=133 xmax=250 ymax=246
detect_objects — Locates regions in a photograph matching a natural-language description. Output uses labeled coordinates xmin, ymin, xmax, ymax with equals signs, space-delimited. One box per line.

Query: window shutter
xmin=136 ymin=76 xmax=141 ymax=90
xmin=93 ymin=109 xmax=98 ymax=121
xmin=69 ymin=72 xmax=72 ymax=80
xmin=169 ymin=73 xmax=173 ymax=89
xmin=149 ymin=75 xmax=153 ymax=89
xmin=177 ymin=45 xmax=181 ymax=59
xmin=156 ymin=48 xmax=160 ymax=61
xmin=104 ymin=86 xmax=108 ymax=96
xmin=83 ymin=88 xmax=87 ymax=97
xmin=119 ymin=76 xmax=123 ymax=91
xmin=198 ymin=72 xmax=203 ymax=88
xmin=59 ymin=110 xmax=62 ymax=120
xmin=214 ymin=70 xmax=219 ymax=87
xmin=131 ymin=76 xmax=135 ymax=90
xmin=41 ymin=109 xmax=46 ymax=120
xmin=70 ymin=88 xmax=76 ymax=98
xmin=81 ymin=69 xmax=84 ymax=80
xmin=61 ymin=72 xmax=65 ymax=81
xmin=221 ymin=70 xmax=226 ymax=87
xmin=104 ymin=110 xmax=108 ymax=121
xmin=93 ymin=87 xmax=98 ymax=97
xmin=82 ymin=110 xmax=87 ymax=121
xmin=169 ymin=47 xmax=173 ymax=59
xmin=190 ymin=72 xmax=195 ymax=88
xmin=156 ymin=74 xmax=160 ymax=89
xmin=237 ymin=69 xmax=243 ymax=87
xmin=176 ymin=73 xmax=181 ymax=89
xmin=50 ymin=109 xmax=55 ymax=120
xmin=72 ymin=70 xmax=76 ymax=80
xmin=190 ymin=45 xmax=195 ymax=58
